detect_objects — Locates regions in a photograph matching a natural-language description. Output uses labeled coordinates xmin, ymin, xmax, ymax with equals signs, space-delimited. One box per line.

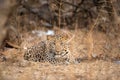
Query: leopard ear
xmin=61 ymin=30 xmax=75 ymax=43
xmin=47 ymin=35 xmax=54 ymax=40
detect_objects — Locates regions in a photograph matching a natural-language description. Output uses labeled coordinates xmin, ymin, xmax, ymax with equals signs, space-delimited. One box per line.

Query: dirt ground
xmin=0 ymin=59 xmax=120 ymax=80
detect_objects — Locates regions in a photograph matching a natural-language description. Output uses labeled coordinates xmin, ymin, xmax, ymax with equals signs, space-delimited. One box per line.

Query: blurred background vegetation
xmin=0 ymin=0 xmax=120 ymax=58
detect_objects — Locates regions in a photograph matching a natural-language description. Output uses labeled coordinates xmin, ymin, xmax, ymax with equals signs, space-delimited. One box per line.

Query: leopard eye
xmin=60 ymin=42 xmax=63 ymax=45
xmin=66 ymin=51 xmax=68 ymax=54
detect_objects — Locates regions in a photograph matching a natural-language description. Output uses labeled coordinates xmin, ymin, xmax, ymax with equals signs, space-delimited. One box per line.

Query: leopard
xmin=24 ymin=34 xmax=70 ymax=64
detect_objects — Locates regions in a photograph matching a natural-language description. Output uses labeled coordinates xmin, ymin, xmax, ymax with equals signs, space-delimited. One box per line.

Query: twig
xmin=6 ymin=41 xmax=21 ymax=49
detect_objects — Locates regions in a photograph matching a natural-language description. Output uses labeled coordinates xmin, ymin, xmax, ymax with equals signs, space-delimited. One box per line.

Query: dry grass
xmin=0 ymin=0 xmax=120 ymax=80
